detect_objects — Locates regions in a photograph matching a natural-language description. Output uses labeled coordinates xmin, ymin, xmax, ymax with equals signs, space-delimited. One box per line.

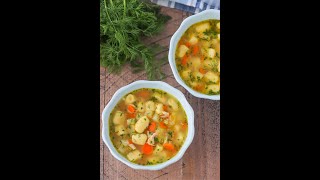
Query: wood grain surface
xmin=100 ymin=7 xmax=220 ymax=180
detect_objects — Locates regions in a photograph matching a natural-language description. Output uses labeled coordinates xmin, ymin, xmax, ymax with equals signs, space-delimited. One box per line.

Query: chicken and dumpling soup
xmin=109 ymin=88 xmax=188 ymax=165
xmin=175 ymin=19 xmax=220 ymax=95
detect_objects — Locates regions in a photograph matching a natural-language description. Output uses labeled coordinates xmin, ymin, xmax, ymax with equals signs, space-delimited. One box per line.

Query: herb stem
xmin=123 ymin=0 xmax=126 ymax=17
xmin=104 ymin=0 xmax=117 ymax=32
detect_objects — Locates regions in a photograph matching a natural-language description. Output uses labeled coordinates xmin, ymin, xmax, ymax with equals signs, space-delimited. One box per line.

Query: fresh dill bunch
xmin=100 ymin=0 xmax=171 ymax=80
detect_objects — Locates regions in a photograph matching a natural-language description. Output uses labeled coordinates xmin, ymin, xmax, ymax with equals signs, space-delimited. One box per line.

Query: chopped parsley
xmin=154 ymin=137 xmax=159 ymax=143
xmin=132 ymin=101 xmax=137 ymax=107
xmin=189 ymin=73 xmax=195 ymax=82
xmin=208 ymin=90 xmax=220 ymax=95
xmin=149 ymin=97 xmax=157 ymax=102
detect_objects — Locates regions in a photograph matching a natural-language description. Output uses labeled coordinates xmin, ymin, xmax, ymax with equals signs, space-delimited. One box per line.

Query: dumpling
xmin=135 ymin=116 xmax=150 ymax=133
xmin=195 ymin=22 xmax=210 ymax=33
xmin=177 ymin=45 xmax=189 ymax=58
xmin=125 ymin=94 xmax=136 ymax=104
xmin=204 ymin=71 xmax=219 ymax=83
xmin=113 ymin=111 xmax=125 ymax=125
xmin=127 ymin=150 xmax=142 ymax=162
xmin=131 ymin=134 xmax=147 ymax=145
xmin=167 ymin=98 xmax=179 ymax=111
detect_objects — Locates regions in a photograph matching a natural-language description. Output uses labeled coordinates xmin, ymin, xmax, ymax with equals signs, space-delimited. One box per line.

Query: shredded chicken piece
xmin=164 ymin=135 xmax=168 ymax=144
xmin=121 ymin=139 xmax=129 ymax=146
xmin=121 ymin=139 xmax=136 ymax=150
xmin=147 ymin=131 xmax=153 ymax=138
xmin=160 ymin=111 xmax=169 ymax=118
xmin=128 ymin=144 xmax=136 ymax=150
xmin=147 ymin=132 xmax=158 ymax=146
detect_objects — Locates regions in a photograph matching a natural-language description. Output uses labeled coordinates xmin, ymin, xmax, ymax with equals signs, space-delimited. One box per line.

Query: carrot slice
xmin=159 ymin=122 xmax=168 ymax=129
xmin=127 ymin=113 xmax=136 ymax=118
xmin=163 ymin=143 xmax=175 ymax=151
xmin=185 ymin=42 xmax=191 ymax=47
xmin=148 ymin=122 xmax=156 ymax=132
xmin=127 ymin=104 xmax=135 ymax=113
xmin=142 ymin=143 xmax=153 ymax=155
xmin=128 ymin=139 xmax=133 ymax=144
xmin=199 ymin=67 xmax=206 ymax=74
xmin=195 ymin=84 xmax=205 ymax=91
xmin=193 ymin=45 xmax=199 ymax=55
xmin=181 ymin=55 xmax=188 ymax=66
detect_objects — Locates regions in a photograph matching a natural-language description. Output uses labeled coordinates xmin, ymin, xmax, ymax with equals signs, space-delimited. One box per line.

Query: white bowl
xmin=102 ymin=80 xmax=195 ymax=170
xmin=168 ymin=9 xmax=220 ymax=100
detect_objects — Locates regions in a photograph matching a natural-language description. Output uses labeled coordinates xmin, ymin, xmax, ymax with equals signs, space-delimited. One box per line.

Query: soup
xmin=175 ymin=19 xmax=220 ymax=95
xmin=109 ymin=88 xmax=188 ymax=165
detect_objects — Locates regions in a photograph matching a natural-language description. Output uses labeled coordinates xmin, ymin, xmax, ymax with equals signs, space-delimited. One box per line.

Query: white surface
xmin=102 ymin=80 xmax=195 ymax=170
xmin=168 ymin=9 xmax=220 ymax=100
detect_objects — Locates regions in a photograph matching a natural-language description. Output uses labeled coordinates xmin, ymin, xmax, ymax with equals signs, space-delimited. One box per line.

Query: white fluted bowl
xmin=102 ymin=80 xmax=195 ymax=170
xmin=168 ymin=9 xmax=220 ymax=100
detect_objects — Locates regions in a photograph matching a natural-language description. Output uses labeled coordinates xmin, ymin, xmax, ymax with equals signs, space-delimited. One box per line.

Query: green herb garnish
xmin=149 ymin=96 xmax=157 ymax=102
xmin=208 ymin=90 xmax=219 ymax=95
xmin=100 ymin=0 xmax=171 ymax=80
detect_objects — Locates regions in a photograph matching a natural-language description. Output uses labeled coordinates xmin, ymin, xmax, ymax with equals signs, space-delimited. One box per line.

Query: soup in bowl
xmin=176 ymin=19 xmax=220 ymax=95
xmin=102 ymin=81 xmax=194 ymax=170
xmin=169 ymin=9 xmax=220 ymax=100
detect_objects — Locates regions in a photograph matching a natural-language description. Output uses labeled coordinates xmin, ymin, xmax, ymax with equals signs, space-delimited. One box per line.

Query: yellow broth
xmin=175 ymin=19 xmax=220 ymax=95
xmin=109 ymin=88 xmax=188 ymax=165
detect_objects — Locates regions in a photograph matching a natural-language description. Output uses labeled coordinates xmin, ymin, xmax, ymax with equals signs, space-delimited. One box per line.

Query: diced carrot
xmin=137 ymin=90 xmax=150 ymax=99
xmin=163 ymin=143 xmax=175 ymax=151
xmin=185 ymin=42 xmax=191 ymax=47
xmin=181 ymin=55 xmax=188 ymax=66
xmin=181 ymin=122 xmax=188 ymax=130
xmin=199 ymin=67 xmax=206 ymax=74
xmin=193 ymin=45 xmax=199 ymax=55
xmin=142 ymin=143 xmax=153 ymax=155
xmin=163 ymin=105 xmax=168 ymax=111
xmin=159 ymin=122 xmax=168 ymax=129
xmin=148 ymin=122 xmax=156 ymax=132
xmin=128 ymin=139 xmax=133 ymax=144
xmin=127 ymin=104 xmax=135 ymax=113
xmin=195 ymin=84 xmax=205 ymax=91
xmin=127 ymin=113 xmax=136 ymax=118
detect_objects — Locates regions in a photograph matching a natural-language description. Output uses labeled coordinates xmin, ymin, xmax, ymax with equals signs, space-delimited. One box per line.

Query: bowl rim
xmin=102 ymin=80 xmax=195 ymax=170
xmin=168 ymin=9 xmax=220 ymax=100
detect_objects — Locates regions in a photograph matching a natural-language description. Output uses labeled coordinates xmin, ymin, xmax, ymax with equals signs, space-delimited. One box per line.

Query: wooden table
xmin=100 ymin=7 xmax=220 ymax=180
